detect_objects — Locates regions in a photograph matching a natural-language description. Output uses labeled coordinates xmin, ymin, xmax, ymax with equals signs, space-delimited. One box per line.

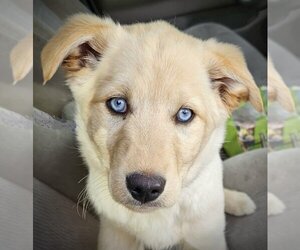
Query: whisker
xmin=78 ymin=175 xmax=88 ymax=184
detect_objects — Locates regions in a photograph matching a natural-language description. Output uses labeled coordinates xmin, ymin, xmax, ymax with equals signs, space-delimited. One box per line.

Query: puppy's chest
xmin=130 ymin=207 xmax=180 ymax=249
xmin=129 ymin=194 xmax=208 ymax=249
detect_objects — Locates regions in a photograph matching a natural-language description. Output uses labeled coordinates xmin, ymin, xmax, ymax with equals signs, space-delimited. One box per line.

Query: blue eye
xmin=176 ymin=108 xmax=194 ymax=123
xmin=107 ymin=97 xmax=128 ymax=114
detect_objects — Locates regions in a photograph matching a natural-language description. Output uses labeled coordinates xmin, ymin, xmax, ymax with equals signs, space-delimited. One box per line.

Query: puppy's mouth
xmin=123 ymin=199 xmax=165 ymax=213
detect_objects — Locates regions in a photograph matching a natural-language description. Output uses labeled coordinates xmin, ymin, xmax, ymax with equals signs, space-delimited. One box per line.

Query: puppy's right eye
xmin=106 ymin=97 xmax=128 ymax=114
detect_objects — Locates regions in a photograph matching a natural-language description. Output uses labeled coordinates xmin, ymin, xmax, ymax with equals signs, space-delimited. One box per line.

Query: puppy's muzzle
xmin=126 ymin=173 xmax=166 ymax=203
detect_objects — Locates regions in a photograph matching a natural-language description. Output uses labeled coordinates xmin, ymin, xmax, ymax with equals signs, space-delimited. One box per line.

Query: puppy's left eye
xmin=176 ymin=108 xmax=194 ymax=123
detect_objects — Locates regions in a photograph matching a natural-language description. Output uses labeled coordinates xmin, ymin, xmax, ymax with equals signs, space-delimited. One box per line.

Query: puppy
xmin=41 ymin=14 xmax=262 ymax=250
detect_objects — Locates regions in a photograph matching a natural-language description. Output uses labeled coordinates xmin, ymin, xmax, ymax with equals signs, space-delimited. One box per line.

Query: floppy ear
xmin=268 ymin=58 xmax=295 ymax=112
xmin=41 ymin=14 xmax=119 ymax=84
xmin=204 ymin=39 xmax=263 ymax=113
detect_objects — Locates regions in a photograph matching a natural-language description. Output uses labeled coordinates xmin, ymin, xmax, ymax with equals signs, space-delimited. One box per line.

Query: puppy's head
xmin=42 ymin=14 xmax=263 ymax=212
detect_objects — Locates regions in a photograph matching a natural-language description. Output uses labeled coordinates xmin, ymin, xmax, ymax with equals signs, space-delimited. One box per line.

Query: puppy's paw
xmin=268 ymin=192 xmax=286 ymax=216
xmin=224 ymin=189 xmax=256 ymax=216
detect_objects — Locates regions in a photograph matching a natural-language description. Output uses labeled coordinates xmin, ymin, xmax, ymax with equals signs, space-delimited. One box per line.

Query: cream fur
xmin=41 ymin=14 xmax=262 ymax=250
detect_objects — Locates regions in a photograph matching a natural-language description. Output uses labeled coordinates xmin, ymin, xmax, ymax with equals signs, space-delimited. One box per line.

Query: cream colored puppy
xmin=41 ymin=14 xmax=262 ymax=250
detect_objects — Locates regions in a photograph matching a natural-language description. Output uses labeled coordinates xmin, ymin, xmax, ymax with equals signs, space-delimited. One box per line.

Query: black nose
xmin=126 ymin=173 xmax=166 ymax=203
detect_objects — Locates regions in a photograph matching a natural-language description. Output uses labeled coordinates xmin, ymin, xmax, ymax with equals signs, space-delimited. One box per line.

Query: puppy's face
xmin=88 ymin=36 xmax=214 ymax=210
xmin=42 ymin=14 xmax=263 ymax=212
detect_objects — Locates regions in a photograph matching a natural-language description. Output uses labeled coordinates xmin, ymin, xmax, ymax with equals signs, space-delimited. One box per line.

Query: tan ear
xmin=268 ymin=58 xmax=295 ymax=112
xmin=41 ymin=14 xmax=118 ymax=84
xmin=204 ymin=39 xmax=263 ymax=113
